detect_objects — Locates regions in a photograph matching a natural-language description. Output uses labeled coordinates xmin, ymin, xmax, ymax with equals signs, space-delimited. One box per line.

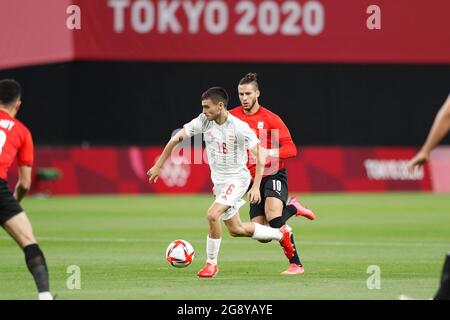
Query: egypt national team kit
xmin=229 ymin=106 xmax=297 ymax=218
xmin=0 ymin=110 xmax=34 ymax=225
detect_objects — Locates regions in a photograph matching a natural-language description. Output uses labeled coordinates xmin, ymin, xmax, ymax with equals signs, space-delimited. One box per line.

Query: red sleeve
xmin=17 ymin=128 xmax=34 ymax=167
xmin=272 ymin=115 xmax=297 ymax=159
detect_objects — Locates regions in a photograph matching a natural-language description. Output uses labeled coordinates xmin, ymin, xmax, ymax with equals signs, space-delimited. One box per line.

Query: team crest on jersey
xmin=257 ymin=122 xmax=264 ymax=129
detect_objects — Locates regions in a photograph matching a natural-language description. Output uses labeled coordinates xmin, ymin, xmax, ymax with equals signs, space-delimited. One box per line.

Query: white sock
xmin=252 ymin=223 xmax=282 ymax=241
xmin=38 ymin=292 xmax=53 ymax=300
xmin=206 ymin=236 xmax=221 ymax=265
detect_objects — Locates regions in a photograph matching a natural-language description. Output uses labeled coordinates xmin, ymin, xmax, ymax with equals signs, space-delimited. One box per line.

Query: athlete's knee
xmin=3 ymin=212 xmax=37 ymax=248
xmin=207 ymin=208 xmax=222 ymax=223
xmin=265 ymin=202 xmax=282 ymax=218
xmin=20 ymin=235 xmax=37 ymax=248
xmin=265 ymin=203 xmax=280 ymax=214
xmin=16 ymin=230 xmax=37 ymax=248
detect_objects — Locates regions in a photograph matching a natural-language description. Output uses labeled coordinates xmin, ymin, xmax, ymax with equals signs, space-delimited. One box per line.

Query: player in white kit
xmin=147 ymin=87 xmax=294 ymax=278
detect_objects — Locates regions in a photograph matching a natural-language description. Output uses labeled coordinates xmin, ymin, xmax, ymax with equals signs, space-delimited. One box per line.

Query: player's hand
xmin=147 ymin=166 xmax=161 ymax=183
xmin=407 ymin=151 xmax=429 ymax=175
xmin=247 ymin=187 xmax=261 ymax=204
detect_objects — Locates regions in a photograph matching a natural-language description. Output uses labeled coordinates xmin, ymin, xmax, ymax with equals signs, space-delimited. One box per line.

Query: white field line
xmin=0 ymin=236 xmax=448 ymax=248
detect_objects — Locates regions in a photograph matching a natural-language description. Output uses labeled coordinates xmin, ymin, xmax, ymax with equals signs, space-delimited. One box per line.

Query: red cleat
xmin=197 ymin=263 xmax=219 ymax=278
xmin=287 ymin=196 xmax=316 ymax=220
xmin=279 ymin=225 xmax=294 ymax=259
xmin=281 ymin=263 xmax=305 ymax=275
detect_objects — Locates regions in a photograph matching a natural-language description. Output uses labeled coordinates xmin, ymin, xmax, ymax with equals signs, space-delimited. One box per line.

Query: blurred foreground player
xmin=230 ymin=73 xmax=315 ymax=275
xmin=148 ymin=87 xmax=294 ymax=278
xmin=407 ymin=94 xmax=450 ymax=300
xmin=0 ymin=79 xmax=53 ymax=300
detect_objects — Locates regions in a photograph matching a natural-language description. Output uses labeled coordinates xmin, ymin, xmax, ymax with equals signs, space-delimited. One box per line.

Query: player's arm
xmin=407 ymin=96 xmax=450 ymax=173
xmin=15 ymin=128 xmax=34 ymax=202
xmin=147 ymin=129 xmax=189 ymax=183
xmin=247 ymin=144 xmax=267 ymax=204
xmin=267 ymin=116 xmax=297 ymax=159
xmin=14 ymin=165 xmax=32 ymax=203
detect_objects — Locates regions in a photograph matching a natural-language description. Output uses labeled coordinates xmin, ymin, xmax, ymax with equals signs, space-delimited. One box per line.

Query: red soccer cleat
xmin=281 ymin=263 xmax=305 ymax=275
xmin=287 ymin=196 xmax=316 ymax=220
xmin=197 ymin=263 xmax=219 ymax=278
xmin=279 ymin=225 xmax=294 ymax=259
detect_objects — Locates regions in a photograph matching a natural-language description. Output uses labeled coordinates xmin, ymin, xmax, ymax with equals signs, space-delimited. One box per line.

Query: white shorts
xmin=213 ymin=178 xmax=251 ymax=221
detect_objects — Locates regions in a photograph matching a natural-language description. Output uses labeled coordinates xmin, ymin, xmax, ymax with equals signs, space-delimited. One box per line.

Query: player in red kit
xmin=0 ymin=79 xmax=53 ymax=300
xmin=230 ymin=73 xmax=315 ymax=275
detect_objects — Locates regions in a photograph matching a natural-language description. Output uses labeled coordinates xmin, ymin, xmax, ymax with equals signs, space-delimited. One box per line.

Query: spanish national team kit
xmin=0 ymin=110 xmax=34 ymax=225
xmin=229 ymin=106 xmax=297 ymax=219
xmin=184 ymin=112 xmax=260 ymax=220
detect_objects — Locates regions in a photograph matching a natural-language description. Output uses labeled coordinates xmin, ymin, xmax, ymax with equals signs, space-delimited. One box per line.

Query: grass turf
xmin=0 ymin=192 xmax=449 ymax=300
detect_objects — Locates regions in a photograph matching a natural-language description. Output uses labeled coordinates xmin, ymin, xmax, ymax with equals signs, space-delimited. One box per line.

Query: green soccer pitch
xmin=1 ymin=193 xmax=449 ymax=300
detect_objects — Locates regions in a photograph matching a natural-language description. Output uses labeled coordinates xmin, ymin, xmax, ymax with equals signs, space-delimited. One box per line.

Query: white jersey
xmin=184 ymin=112 xmax=259 ymax=185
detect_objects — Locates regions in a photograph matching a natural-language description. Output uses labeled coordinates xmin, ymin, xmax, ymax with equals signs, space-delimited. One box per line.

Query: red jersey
xmin=0 ymin=111 xmax=34 ymax=180
xmin=229 ymin=106 xmax=297 ymax=178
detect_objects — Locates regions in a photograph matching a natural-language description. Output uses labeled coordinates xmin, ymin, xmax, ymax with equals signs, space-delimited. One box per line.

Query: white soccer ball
xmin=166 ymin=239 xmax=195 ymax=268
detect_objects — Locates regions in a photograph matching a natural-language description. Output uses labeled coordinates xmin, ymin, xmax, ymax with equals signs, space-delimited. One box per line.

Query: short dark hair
xmin=239 ymin=72 xmax=259 ymax=90
xmin=201 ymin=86 xmax=229 ymax=108
xmin=0 ymin=79 xmax=22 ymax=106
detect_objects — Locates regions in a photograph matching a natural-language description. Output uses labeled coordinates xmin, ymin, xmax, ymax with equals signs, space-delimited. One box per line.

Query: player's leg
xmin=207 ymin=201 xmax=224 ymax=240
xmin=218 ymin=179 xmax=294 ymax=258
xmin=220 ymin=179 xmax=283 ymax=240
xmin=2 ymin=212 xmax=53 ymax=300
xmin=263 ymin=171 xmax=304 ymax=274
xmin=223 ymin=210 xmax=294 ymax=259
xmin=251 ymin=215 xmax=267 ymax=225
xmin=2 ymin=211 xmax=36 ymax=247
xmin=251 ymin=215 xmax=271 ymax=242
xmin=224 ymin=211 xmax=278 ymax=238
xmin=434 ymin=252 xmax=450 ymax=300
xmin=283 ymin=196 xmax=316 ymax=221
xmin=249 ymin=197 xmax=272 ymax=243
xmin=281 ymin=201 xmax=298 ymax=222
xmin=274 ymin=169 xmax=315 ymax=222
xmin=265 ymin=197 xmax=304 ymax=275
xmin=247 ymin=176 xmax=298 ymax=242
xmin=198 ymin=201 xmax=229 ymax=278
xmin=262 ymin=170 xmax=290 ymax=227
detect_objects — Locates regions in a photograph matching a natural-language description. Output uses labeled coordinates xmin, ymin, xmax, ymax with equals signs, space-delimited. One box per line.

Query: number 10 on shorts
xmin=272 ymin=180 xmax=281 ymax=192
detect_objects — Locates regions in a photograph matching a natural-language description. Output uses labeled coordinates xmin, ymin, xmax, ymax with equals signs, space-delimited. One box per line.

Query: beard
xmin=243 ymin=98 xmax=258 ymax=112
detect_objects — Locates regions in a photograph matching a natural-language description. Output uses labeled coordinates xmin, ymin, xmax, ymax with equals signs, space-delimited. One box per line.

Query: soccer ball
xmin=166 ymin=239 xmax=195 ymax=268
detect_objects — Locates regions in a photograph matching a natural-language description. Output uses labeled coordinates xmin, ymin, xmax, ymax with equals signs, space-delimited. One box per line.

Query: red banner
xmin=287 ymin=147 xmax=432 ymax=192
xmin=75 ymin=0 xmax=450 ymax=64
xmin=0 ymin=0 xmax=74 ymax=70
xmin=1 ymin=0 xmax=450 ymax=69
xmin=7 ymin=146 xmax=433 ymax=195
